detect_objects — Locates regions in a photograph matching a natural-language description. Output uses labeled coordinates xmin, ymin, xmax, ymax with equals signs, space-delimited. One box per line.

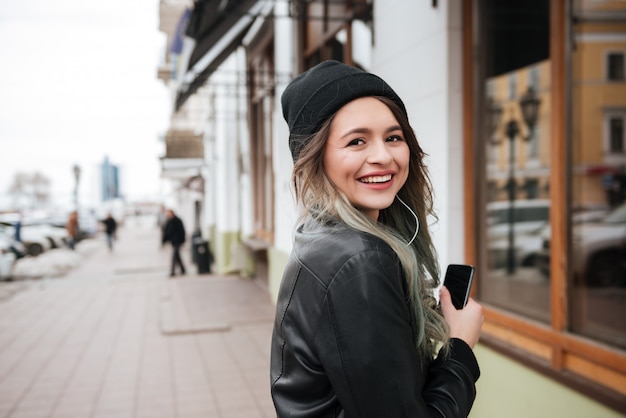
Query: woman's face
xmin=323 ymin=97 xmax=410 ymax=221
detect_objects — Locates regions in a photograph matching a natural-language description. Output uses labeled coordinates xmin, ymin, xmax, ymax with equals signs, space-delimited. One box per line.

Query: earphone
xmin=396 ymin=196 xmax=420 ymax=246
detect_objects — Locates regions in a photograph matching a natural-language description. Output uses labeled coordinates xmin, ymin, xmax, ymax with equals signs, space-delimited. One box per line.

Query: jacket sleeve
xmin=313 ymin=249 xmax=479 ymax=418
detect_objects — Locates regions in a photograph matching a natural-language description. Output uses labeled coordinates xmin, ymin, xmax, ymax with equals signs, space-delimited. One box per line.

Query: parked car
xmin=0 ymin=231 xmax=24 ymax=280
xmin=0 ymin=221 xmax=52 ymax=257
xmin=489 ymin=233 xmax=544 ymax=269
xmin=572 ymin=203 xmax=626 ymax=287
xmin=537 ymin=202 xmax=626 ymax=286
xmin=487 ymin=199 xmax=550 ymax=239
xmin=486 ymin=199 xmax=550 ymax=269
xmin=27 ymin=223 xmax=68 ymax=249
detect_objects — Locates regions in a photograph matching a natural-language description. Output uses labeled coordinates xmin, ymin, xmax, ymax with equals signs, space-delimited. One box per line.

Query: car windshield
xmin=489 ymin=206 xmax=550 ymax=224
xmin=603 ymin=203 xmax=626 ymax=224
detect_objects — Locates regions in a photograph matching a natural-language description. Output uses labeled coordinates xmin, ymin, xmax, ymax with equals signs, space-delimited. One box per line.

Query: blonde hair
xmin=292 ymin=96 xmax=449 ymax=358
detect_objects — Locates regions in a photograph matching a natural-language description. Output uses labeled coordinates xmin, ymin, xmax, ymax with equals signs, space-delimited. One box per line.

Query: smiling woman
xmin=270 ymin=60 xmax=484 ymax=417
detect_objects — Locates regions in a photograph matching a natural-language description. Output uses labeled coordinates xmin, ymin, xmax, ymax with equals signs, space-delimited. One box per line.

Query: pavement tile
xmin=0 ymin=215 xmax=277 ymax=418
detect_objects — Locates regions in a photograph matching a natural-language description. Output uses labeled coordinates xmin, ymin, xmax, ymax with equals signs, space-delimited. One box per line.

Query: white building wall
xmin=273 ymin=0 xmax=297 ymax=255
xmin=372 ymin=0 xmax=465 ymax=270
xmin=234 ymin=48 xmax=252 ymax=238
xmin=213 ymin=54 xmax=243 ymax=233
xmin=202 ymin=86 xmax=216 ymax=235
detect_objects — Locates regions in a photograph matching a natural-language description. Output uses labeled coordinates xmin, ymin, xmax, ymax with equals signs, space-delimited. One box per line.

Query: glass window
xmin=481 ymin=0 xmax=551 ymax=323
xmin=571 ymin=6 xmax=626 ymax=350
xmin=609 ymin=116 xmax=624 ymax=153
xmin=607 ymin=52 xmax=625 ymax=81
xmin=473 ymin=1 xmax=626 ymax=405
xmin=530 ymin=65 xmax=540 ymax=89
xmin=508 ymin=74 xmax=517 ymax=100
xmin=301 ymin=0 xmax=371 ymax=69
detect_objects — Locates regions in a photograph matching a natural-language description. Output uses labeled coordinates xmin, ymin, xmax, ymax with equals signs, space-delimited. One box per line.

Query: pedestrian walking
xmin=270 ymin=61 xmax=484 ymax=417
xmin=101 ymin=212 xmax=117 ymax=251
xmin=66 ymin=210 xmax=80 ymax=250
xmin=161 ymin=209 xmax=186 ymax=277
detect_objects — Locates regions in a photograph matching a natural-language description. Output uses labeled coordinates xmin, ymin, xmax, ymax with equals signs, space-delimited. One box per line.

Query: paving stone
xmin=0 ymin=216 xmax=276 ymax=418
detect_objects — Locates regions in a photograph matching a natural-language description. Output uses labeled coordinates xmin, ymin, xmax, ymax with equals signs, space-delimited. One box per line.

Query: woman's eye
xmin=387 ymin=135 xmax=404 ymax=142
xmin=348 ymin=138 xmax=365 ymax=146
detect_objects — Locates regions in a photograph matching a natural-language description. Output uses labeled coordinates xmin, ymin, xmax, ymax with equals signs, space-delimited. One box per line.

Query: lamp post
xmin=506 ymin=87 xmax=541 ymax=274
xmin=73 ymin=164 xmax=81 ymax=210
xmin=505 ymin=120 xmax=520 ymax=274
xmin=519 ymin=86 xmax=541 ymax=139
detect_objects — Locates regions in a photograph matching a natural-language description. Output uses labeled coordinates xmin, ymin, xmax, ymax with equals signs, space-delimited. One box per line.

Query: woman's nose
xmin=367 ymin=139 xmax=393 ymax=164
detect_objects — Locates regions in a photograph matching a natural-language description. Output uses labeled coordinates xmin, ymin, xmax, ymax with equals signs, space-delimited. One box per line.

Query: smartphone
xmin=443 ymin=264 xmax=475 ymax=310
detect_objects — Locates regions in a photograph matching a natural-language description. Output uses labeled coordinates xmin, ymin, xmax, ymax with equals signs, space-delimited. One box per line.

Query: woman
xmin=270 ymin=61 xmax=483 ymax=417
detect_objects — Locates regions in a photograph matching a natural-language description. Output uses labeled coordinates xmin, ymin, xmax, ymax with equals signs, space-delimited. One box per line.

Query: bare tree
xmin=8 ymin=171 xmax=51 ymax=209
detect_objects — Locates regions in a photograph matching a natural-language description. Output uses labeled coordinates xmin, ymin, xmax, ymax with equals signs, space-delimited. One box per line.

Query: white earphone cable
xmin=396 ymin=196 xmax=420 ymax=246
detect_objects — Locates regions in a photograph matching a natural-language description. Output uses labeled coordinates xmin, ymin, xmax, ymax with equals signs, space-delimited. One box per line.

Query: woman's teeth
xmin=359 ymin=174 xmax=392 ymax=183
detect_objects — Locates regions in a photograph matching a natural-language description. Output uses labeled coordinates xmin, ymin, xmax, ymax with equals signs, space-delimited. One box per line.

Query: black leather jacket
xmin=271 ymin=219 xmax=480 ymax=417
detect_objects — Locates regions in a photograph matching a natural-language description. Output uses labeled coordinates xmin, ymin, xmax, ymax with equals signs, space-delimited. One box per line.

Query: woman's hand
xmin=439 ymin=286 xmax=483 ymax=349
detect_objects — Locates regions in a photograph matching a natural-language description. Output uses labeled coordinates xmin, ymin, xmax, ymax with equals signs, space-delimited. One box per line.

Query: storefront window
xmin=472 ymin=1 xmax=626 ymax=405
xmin=480 ymin=0 xmax=551 ymax=323
xmin=569 ymin=1 xmax=626 ymax=350
xmin=299 ymin=0 xmax=372 ymax=70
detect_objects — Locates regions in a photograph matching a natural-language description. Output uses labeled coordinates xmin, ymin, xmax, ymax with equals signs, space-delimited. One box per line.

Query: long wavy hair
xmin=291 ymin=96 xmax=449 ymax=358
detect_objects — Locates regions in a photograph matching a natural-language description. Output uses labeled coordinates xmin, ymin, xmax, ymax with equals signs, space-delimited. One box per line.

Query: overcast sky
xmin=0 ymin=0 xmax=171 ymax=210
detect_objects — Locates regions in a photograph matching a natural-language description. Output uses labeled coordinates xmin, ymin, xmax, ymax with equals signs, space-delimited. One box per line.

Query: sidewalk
xmin=0 ymin=215 xmax=277 ymax=418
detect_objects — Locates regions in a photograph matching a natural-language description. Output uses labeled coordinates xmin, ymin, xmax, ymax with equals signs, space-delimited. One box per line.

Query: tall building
xmin=101 ymin=156 xmax=120 ymax=202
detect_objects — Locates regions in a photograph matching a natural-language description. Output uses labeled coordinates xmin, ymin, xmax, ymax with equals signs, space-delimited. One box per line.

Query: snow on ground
xmin=12 ymin=239 xmax=102 ymax=279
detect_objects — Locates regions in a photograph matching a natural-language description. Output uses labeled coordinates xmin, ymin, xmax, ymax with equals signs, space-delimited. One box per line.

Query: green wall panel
xmin=471 ymin=345 xmax=623 ymax=417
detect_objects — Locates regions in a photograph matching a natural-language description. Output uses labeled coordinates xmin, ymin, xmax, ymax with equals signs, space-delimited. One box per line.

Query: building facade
xmin=158 ymin=0 xmax=626 ymax=415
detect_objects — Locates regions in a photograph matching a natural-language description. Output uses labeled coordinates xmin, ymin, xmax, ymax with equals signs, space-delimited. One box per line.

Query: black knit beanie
xmin=282 ymin=60 xmax=407 ymax=161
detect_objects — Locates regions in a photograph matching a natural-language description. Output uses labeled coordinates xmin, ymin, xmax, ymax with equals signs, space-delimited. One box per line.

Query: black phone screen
xmin=443 ymin=264 xmax=475 ymax=310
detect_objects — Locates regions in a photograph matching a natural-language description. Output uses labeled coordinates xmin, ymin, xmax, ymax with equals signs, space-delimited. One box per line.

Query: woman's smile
xmin=323 ymin=97 xmax=410 ymax=220
xmin=358 ymin=173 xmax=393 ymax=184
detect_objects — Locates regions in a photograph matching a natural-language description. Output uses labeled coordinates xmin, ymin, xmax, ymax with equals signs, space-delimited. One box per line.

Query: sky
xmin=0 ymin=0 xmax=171 ymax=211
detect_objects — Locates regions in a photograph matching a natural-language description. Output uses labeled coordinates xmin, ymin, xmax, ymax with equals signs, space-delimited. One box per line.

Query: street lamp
xmin=508 ymin=86 xmax=541 ymax=274
xmin=505 ymin=119 xmax=520 ymax=274
xmin=491 ymin=86 xmax=541 ymax=274
xmin=519 ymin=86 xmax=541 ymax=137
xmin=73 ymin=164 xmax=81 ymax=210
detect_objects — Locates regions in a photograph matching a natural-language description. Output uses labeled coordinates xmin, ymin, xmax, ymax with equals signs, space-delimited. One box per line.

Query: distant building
xmin=101 ymin=156 xmax=120 ymax=202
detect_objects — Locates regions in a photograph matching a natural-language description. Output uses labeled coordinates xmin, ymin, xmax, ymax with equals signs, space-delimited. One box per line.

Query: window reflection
xmin=569 ymin=1 xmax=626 ymax=350
xmin=480 ymin=0 xmax=551 ymax=323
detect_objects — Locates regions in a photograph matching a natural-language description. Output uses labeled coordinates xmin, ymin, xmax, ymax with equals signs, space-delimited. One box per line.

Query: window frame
xmin=605 ymin=112 xmax=626 ymax=156
xmin=247 ymin=28 xmax=276 ymax=244
xmin=606 ymin=51 xmax=625 ymax=82
xmin=462 ymin=1 xmax=626 ymax=413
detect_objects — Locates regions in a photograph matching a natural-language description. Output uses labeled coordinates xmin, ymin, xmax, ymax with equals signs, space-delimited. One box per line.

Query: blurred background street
xmin=1 ymin=0 xmax=625 ymax=415
xmin=0 ymin=214 xmax=275 ymax=418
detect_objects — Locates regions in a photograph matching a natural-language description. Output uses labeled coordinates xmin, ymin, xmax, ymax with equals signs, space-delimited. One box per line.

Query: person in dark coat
xmin=101 ymin=213 xmax=117 ymax=251
xmin=161 ymin=209 xmax=186 ymax=277
xmin=271 ymin=61 xmax=483 ymax=417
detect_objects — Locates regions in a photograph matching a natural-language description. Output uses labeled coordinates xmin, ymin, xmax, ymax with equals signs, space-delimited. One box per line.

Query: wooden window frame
xmin=247 ymin=27 xmax=276 ymax=245
xmin=462 ymin=1 xmax=626 ymax=413
xmin=296 ymin=0 xmax=372 ymax=72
